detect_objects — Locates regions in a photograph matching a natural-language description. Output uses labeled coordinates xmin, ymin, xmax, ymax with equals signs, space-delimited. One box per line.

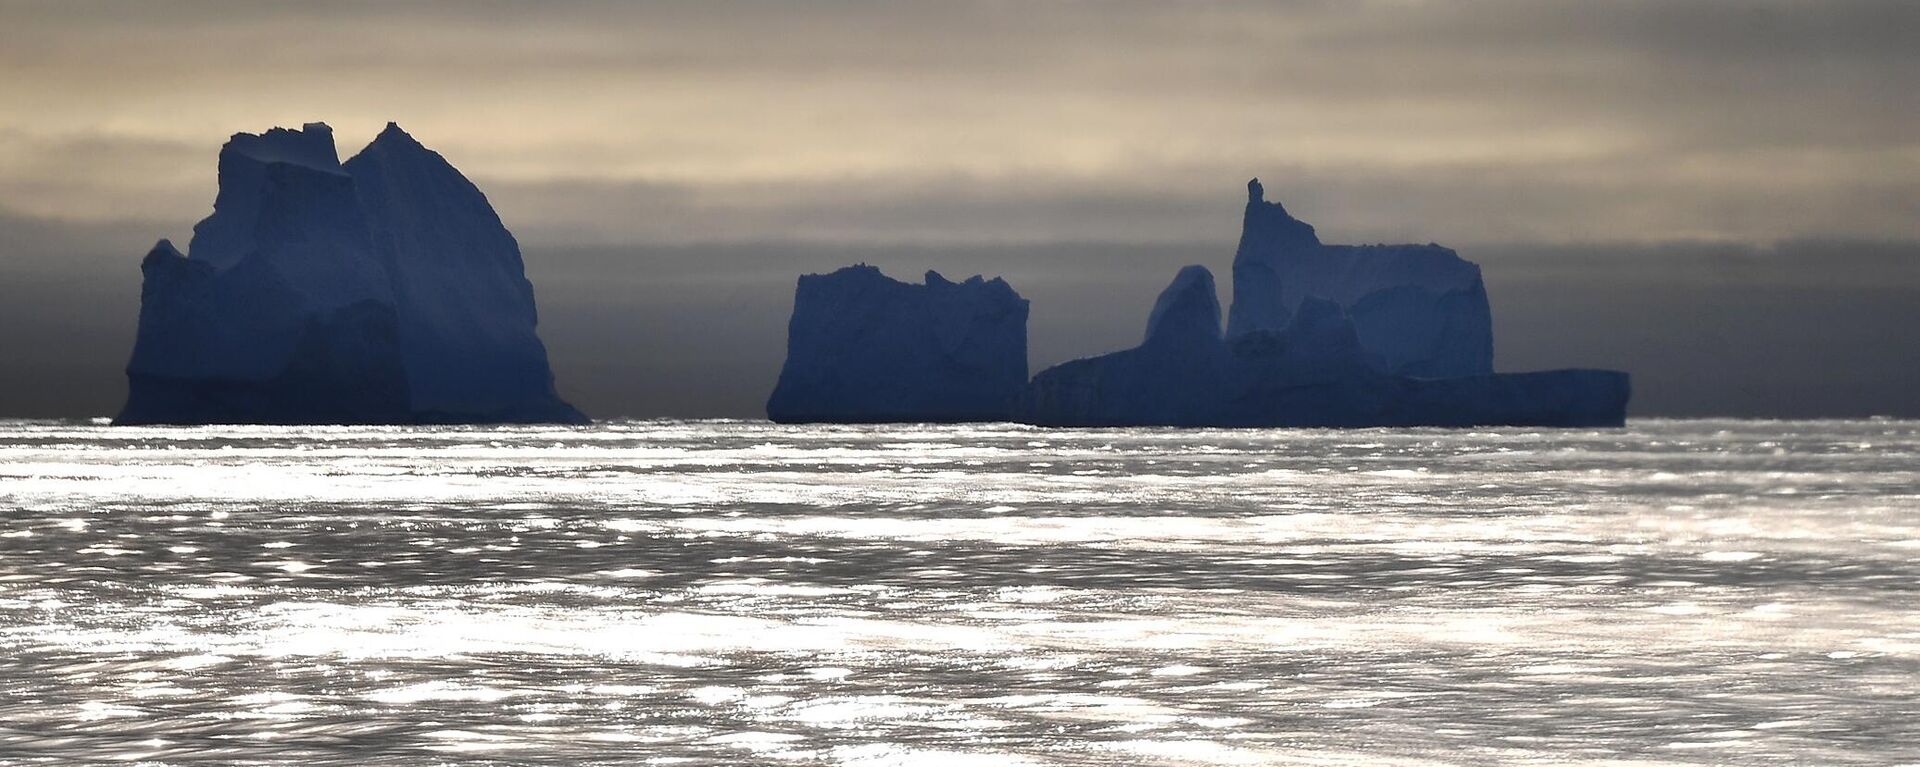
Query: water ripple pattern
xmin=1 ymin=419 xmax=1916 ymax=765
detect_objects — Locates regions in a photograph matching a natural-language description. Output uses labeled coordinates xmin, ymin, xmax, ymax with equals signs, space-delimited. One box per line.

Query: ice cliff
xmin=117 ymin=122 xmax=585 ymax=425
xmin=766 ymin=265 xmax=1029 ymax=423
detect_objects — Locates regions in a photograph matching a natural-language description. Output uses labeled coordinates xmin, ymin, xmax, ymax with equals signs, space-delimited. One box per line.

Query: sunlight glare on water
xmin=0 ymin=419 xmax=1916 ymax=765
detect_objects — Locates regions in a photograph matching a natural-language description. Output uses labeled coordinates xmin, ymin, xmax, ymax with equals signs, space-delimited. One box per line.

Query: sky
xmin=1 ymin=0 xmax=1917 ymax=419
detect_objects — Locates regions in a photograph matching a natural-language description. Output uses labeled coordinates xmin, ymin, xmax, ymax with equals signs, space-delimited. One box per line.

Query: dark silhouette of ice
xmin=774 ymin=180 xmax=1629 ymax=427
xmin=1022 ymin=265 xmax=1233 ymax=426
xmin=767 ymin=265 xmax=1029 ymax=423
xmin=1025 ymin=265 xmax=1628 ymax=427
xmin=117 ymin=123 xmax=584 ymax=425
xmin=1230 ymin=178 xmax=1493 ymax=378
xmin=1143 ymin=264 xmax=1224 ymax=349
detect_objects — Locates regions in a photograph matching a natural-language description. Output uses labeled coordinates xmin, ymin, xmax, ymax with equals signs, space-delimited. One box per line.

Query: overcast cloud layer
xmin=0 ymin=1 xmax=1916 ymax=418
xmin=3 ymin=0 xmax=1916 ymax=244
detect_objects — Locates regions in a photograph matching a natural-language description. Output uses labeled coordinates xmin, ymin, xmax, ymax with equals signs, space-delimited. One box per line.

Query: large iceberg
xmin=766 ymin=265 xmax=1028 ymax=423
xmin=1228 ymin=178 xmax=1493 ymax=378
xmin=117 ymin=122 xmax=585 ymax=425
xmin=1025 ymin=265 xmax=1628 ymax=427
xmin=1022 ymin=180 xmax=1629 ymax=427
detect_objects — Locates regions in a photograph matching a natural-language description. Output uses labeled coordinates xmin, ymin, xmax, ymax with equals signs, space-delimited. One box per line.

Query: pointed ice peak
xmin=1244 ymin=176 xmax=1295 ymax=217
xmin=140 ymin=238 xmax=188 ymax=269
xmin=1143 ymin=265 xmax=1223 ymax=347
xmin=347 ymin=122 xmax=463 ymax=181
xmin=224 ymin=122 xmax=341 ymax=172
xmin=1235 ymin=177 xmax=1320 ymax=252
xmin=370 ymin=121 xmax=423 ymax=148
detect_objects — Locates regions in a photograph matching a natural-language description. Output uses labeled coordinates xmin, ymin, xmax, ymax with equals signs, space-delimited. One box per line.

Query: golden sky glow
xmin=2 ymin=0 xmax=1915 ymax=245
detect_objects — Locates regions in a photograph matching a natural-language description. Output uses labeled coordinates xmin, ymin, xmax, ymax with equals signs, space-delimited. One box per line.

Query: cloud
xmin=0 ymin=0 xmax=1913 ymax=242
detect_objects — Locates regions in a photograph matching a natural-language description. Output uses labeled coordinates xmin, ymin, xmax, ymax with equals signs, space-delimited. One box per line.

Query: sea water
xmin=0 ymin=419 xmax=1915 ymax=765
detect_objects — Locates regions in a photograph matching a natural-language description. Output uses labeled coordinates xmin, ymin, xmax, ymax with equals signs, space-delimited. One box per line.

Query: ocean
xmin=0 ymin=419 xmax=1915 ymax=765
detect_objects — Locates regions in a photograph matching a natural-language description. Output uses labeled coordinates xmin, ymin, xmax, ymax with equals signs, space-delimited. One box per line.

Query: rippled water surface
xmin=1 ymin=419 xmax=1916 ymax=765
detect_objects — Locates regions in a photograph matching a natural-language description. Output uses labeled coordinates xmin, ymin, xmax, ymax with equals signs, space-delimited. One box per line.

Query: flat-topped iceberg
xmin=117 ymin=122 xmax=585 ymax=425
xmin=767 ymin=265 xmax=1029 ymax=423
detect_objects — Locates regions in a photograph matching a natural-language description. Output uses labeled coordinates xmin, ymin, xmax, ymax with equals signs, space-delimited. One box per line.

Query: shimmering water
xmin=0 ymin=419 xmax=1916 ymax=765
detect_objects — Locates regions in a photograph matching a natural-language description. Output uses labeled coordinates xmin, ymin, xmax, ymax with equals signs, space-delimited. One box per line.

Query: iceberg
xmin=767 ymin=265 xmax=1028 ymax=423
xmin=1025 ymin=265 xmax=1629 ymax=428
xmin=780 ymin=179 xmax=1628 ymax=428
xmin=116 ymin=122 xmax=584 ymax=425
xmin=345 ymin=124 xmax=583 ymax=424
xmin=1021 ymin=265 xmax=1232 ymax=426
xmin=1228 ymin=178 xmax=1493 ymax=378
